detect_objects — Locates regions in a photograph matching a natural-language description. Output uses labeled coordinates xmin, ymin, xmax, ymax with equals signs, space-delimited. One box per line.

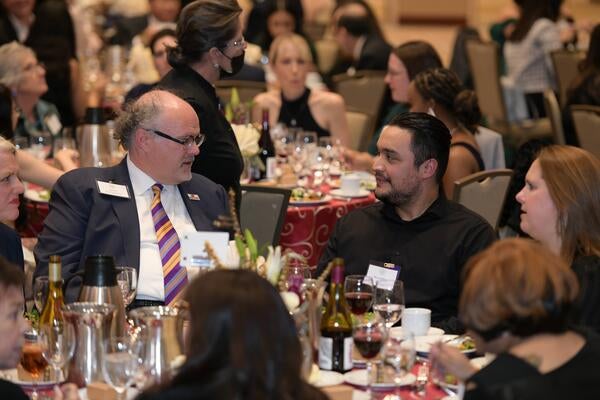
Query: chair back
xmin=465 ymin=40 xmax=507 ymax=127
xmin=333 ymin=70 xmax=387 ymax=117
xmin=315 ymin=39 xmax=340 ymax=74
xmin=571 ymin=105 xmax=600 ymax=158
xmin=240 ymin=185 xmax=291 ymax=253
xmin=345 ymin=108 xmax=375 ymax=151
xmin=543 ymin=89 xmax=566 ymax=145
xmin=452 ymin=169 xmax=513 ymax=230
xmin=215 ymin=80 xmax=266 ymax=104
xmin=551 ymin=49 xmax=585 ymax=106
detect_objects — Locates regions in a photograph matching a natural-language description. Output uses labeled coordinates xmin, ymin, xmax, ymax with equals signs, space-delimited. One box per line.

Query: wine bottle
xmin=319 ymin=258 xmax=353 ymax=372
xmin=39 ymin=255 xmax=65 ymax=328
xmin=258 ymin=108 xmax=276 ymax=180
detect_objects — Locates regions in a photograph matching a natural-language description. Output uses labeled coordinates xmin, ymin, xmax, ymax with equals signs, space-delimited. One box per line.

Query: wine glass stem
xmin=366 ymin=360 xmax=372 ymax=399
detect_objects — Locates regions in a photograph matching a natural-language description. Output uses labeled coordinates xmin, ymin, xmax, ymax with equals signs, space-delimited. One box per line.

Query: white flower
xmin=265 ymin=246 xmax=283 ymax=285
xmin=232 ymin=123 xmax=260 ymax=157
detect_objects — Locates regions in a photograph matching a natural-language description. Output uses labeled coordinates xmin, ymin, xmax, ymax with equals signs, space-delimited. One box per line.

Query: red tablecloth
xmin=280 ymin=194 xmax=377 ymax=268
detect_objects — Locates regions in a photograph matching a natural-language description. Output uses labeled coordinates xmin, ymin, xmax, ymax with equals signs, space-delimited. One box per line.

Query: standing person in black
xmin=159 ymin=0 xmax=244 ymax=209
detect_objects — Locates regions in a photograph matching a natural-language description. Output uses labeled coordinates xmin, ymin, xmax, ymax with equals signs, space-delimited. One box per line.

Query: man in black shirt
xmin=318 ymin=113 xmax=496 ymax=333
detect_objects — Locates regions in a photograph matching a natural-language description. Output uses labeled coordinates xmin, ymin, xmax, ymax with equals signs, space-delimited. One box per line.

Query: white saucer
xmin=389 ymin=326 xmax=445 ymax=337
xmin=330 ymin=188 xmax=370 ymax=198
xmin=344 ymin=370 xmax=416 ymax=389
xmin=312 ymin=370 xmax=345 ymax=387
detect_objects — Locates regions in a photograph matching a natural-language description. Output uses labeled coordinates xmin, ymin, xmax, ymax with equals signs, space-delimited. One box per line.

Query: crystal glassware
xmin=344 ymin=275 xmax=375 ymax=317
xmin=39 ymin=323 xmax=75 ymax=381
xmin=33 ymin=276 xmax=49 ymax=313
xmin=373 ymin=279 xmax=405 ymax=329
xmin=20 ymin=328 xmax=48 ymax=399
xmin=383 ymin=332 xmax=417 ymax=399
xmin=103 ymin=336 xmax=140 ymax=400
xmin=116 ymin=266 xmax=137 ymax=307
xmin=353 ymin=317 xmax=386 ymax=398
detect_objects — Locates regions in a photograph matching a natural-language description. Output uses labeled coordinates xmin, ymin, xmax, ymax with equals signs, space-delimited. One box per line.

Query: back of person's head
xmin=413 ymin=68 xmax=482 ymax=134
xmin=393 ymin=41 xmax=443 ymax=81
xmin=168 ymin=0 xmax=242 ymax=67
xmin=460 ymin=238 xmax=578 ymax=341
xmin=0 ymin=42 xmax=35 ymax=90
xmin=333 ymin=0 xmax=383 ymax=39
xmin=387 ymin=112 xmax=451 ymax=184
xmin=510 ymin=0 xmax=563 ymax=42
xmin=536 ymin=145 xmax=600 ymax=261
xmin=336 ymin=14 xmax=372 ymax=37
xmin=0 ymin=84 xmax=14 ymax=139
xmin=269 ymin=32 xmax=313 ymax=65
xmin=161 ymin=269 xmax=323 ymax=399
xmin=0 ymin=256 xmax=23 ymax=293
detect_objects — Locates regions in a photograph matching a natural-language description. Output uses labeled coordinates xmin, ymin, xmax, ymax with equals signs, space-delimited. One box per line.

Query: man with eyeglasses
xmin=34 ymin=90 xmax=229 ymax=307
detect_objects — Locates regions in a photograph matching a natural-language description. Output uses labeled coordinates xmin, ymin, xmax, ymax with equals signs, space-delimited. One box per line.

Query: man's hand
xmin=429 ymin=341 xmax=477 ymax=382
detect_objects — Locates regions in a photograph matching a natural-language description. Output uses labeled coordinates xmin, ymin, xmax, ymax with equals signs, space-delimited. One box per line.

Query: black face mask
xmin=219 ymin=50 xmax=245 ymax=79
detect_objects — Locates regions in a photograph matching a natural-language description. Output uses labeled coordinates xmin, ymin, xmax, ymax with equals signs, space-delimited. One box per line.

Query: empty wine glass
xmin=39 ymin=323 xmax=75 ymax=381
xmin=353 ymin=317 xmax=386 ymax=398
xmin=116 ymin=266 xmax=137 ymax=307
xmin=33 ymin=276 xmax=49 ymax=313
xmin=383 ymin=332 xmax=416 ymax=399
xmin=344 ymin=275 xmax=375 ymax=318
xmin=103 ymin=336 xmax=139 ymax=400
xmin=373 ymin=279 xmax=405 ymax=329
xmin=20 ymin=328 xmax=48 ymax=399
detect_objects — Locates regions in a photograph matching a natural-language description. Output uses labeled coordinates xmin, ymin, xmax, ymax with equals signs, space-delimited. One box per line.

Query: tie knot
xmin=152 ymin=183 xmax=164 ymax=196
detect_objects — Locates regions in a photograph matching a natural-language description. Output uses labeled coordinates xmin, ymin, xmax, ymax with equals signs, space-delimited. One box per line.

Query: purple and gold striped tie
xmin=151 ymin=184 xmax=188 ymax=306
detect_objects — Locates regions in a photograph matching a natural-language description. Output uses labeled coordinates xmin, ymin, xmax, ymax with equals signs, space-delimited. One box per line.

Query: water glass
xmin=344 ymin=275 xmax=375 ymax=317
xmin=374 ymin=279 xmax=405 ymax=328
xmin=29 ymin=132 xmax=52 ymax=160
xmin=53 ymin=136 xmax=76 ymax=158
xmin=103 ymin=336 xmax=139 ymax=399
xmin=39 ymin=323 xmax=75 ymax=381
xmin=116 ymin=266 xmax=137 ymax=307
xmin=33 ymin=276 xmax=49 ymax=313
xmin=383 ymin=332 xmax=416 ymax=399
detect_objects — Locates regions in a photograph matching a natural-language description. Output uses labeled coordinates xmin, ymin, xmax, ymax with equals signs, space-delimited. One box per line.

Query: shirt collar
xmin=126 ymin=155 xmax=175 ymax=196
xmin=8 ymin=13 xmax=33 ymax=42
xmin=380 ymin=193 xmax=448 ymax=223
xmin=353 ymin=35 xmax=367 ymax=61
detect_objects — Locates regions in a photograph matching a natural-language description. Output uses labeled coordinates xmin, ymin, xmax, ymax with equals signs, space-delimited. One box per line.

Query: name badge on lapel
xmin=96 ymin=180 xmax=130 ymax=199
xmin=366 ymin=260 xmax=400 ymax=290
xmin=187 ymin=193 xmax=201 ymax=201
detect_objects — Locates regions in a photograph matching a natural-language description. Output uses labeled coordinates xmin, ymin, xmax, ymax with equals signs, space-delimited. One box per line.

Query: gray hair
xmin=0 ymin=136 xmax=16 ymax=155
xmin=0 ymin=42 xmax=36 ymax=88
xmin=113 ymin=92 xmax=162 ymax=150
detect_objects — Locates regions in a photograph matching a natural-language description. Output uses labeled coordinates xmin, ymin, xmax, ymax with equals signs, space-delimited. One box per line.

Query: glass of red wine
xmin=353 ymin=317 xmax=386 ymax=398
xmin=20 ymin=329 xmax=48 ymax=399
xmin=344 ymin=275 xmax=375 ymax=320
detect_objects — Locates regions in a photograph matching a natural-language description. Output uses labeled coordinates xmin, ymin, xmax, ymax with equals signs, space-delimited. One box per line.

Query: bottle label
xmin=318 ymin=335 xmax=354 ymax=371
xmin=343 ymin=336 xmax=353 ymax=371
xmin=266 ymin=157 xmax=277 ymax=179
xmin=318 ymin=336 xmax=333 ymax=370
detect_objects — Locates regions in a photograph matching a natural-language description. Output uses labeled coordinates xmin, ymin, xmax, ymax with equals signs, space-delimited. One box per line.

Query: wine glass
xmin=344 ymin=275 xmax=375 ymax=318
xmin=383 ymin=332 xmax=416 ymax=399
xmin=103 ymin=336 xmax=139 ymax=400
xmin=53 ymin=136 xmax=76 ymax=157
xmin=353 ymin=317 xmax=386 ymax=398
xmin=116 ymin=266 xmax=137 ymax=307
xmin=373 ymin=279 xmax=405 ymax=329
xmin=39 ymin=323 xmax=75 ymax=381
xmin=283 ymin=260 xmax=312 ymax=297
xmin=33 ymin=276 xmax=49 ymax=313
xmin=20 ymin=329 xmax=48 ymax=399
xmin=29 ymin=132 xmax=52 ymax=160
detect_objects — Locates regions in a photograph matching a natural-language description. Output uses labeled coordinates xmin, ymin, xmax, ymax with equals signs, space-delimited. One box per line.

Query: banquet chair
xmin=551 ymin=49 xmax=585 ymax=107
xmin=215 ymin=80 xmax=266 ymax=104
xmin=333 ymin=70 xmax=387 ymax=118
xmin=453 ymin=169 xmax=513 ymax=230
xmin=571 ymin=105 xmax=600 ymax=158
xmin=345 ymin=108 xmax=375 ymax=151
xmin=314 ymin=38 xmax=339 ymax=74
xmin=240 ymin=185 xmax=291 ymax=254
xmin=543 ymin=90 xmax=566 ymax=145
xmin=465 ymin=40 xmax=552 ymax=146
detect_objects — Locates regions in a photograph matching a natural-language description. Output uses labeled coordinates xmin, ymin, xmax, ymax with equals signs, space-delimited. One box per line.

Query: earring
xmin=213 ymin=63 xmax=220 ymax=69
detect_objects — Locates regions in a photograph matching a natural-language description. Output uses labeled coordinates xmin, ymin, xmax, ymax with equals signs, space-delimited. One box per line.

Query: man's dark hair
xmin=387 ymin=112 xmax=451 ymax=183
xmin=336 ymin=15 xmax=372 ymax=37
xmin=0 ymin=256 xmax=24 ymax=291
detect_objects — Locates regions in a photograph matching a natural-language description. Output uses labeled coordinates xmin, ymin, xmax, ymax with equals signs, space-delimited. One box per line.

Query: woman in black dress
xmin=159 ymin=0 xmax=245 ymax=208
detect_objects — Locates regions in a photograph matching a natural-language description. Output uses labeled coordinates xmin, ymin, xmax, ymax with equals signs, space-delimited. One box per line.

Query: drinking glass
xmin=29 ymin=132 xmax=52 ymax=160
xmin=283 ymin=260 xmax=312 ymax=297
xmin=353 ymin=317 xmax=386 ymax=398
xmin=383 ymin=332 xmax=416 ymax=399
xmin=103 ymin=336 xmax=139 ymax=399
xmin=53 ymin=136 xmax=76 ymax=158
xmin=39 ymin=323 xmax=75 ymax=381
xmin=20 ymin=329 xmax=48 ymax=399
xmin=373 ymin=279 xmax=405 ymax=329
xmin=344 ymin=275 xmax=375 ymax=317
xmin=33 ymin=276 xmax=49 ymax=313
xmin=116 ymin=266 xmax=137 ymax=307
xmin=13 ymin=136 xmax=29 ymax=150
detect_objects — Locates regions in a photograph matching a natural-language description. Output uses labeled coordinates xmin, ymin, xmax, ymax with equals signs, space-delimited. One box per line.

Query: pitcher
xmin=78 ymin=107 xmax=111 ymax=167
xmin=128 ymin=306 xmax=185 ymax=386
xmin=63 ymin=303 xmax=115 ymax=387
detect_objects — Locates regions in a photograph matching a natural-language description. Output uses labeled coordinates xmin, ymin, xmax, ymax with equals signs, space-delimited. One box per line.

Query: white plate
xmin=330 ymin=189 xmax=371 ymax=198
xmin=416 ymin=335 xmax=476 ymax=356
xmin=389 ymin=326 xmax=445 ymax=337
xmin=79 ymin=387 xmax=138 ymax=400
xmin=24 ymin=189 xmax=49 ymax=202
xmin=312 ymin=370 xmax=345 ymax=388
xmin=344 ymin=369 xmax=416 ymax=389
xmin=289 ymin=195 xmax=332 ymax=206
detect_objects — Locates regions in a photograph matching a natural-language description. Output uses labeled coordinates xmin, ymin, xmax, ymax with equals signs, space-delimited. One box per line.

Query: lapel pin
xmin=187 ymin=193 xmax=200 ymax=201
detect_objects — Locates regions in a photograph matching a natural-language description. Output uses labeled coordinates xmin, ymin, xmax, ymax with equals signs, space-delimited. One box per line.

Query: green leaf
xmin=245 ymin=229 xmax=258 ymax=262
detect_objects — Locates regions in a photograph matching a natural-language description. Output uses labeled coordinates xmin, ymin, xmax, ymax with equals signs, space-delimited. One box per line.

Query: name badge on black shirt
xmin=366 ymin=260 xmax=400 ymax=290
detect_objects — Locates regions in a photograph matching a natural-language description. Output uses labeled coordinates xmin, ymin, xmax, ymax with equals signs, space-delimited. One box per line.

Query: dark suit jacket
xmin=33 ymin=158 xmax=229 ymax=302
xmin=0 ymin=223 xmax=23 ymax=269
xmin=356 ymin=34 xmax=392 ymax=71
xmin=159 ymin=65 xmax=244 ymax=211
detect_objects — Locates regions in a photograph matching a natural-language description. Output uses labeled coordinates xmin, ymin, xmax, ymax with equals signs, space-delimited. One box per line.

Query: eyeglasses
xmin=223 ymin=36 xmax=246 ymax=49
xmin=144 ymin=128 xmax=205 ymax=148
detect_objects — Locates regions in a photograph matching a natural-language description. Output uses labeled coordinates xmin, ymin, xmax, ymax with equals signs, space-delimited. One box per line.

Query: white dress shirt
xmin=127 ymin=156 xmax=196 ymax=301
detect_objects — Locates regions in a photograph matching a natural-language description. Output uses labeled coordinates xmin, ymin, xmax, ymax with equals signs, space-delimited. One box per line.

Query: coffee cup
xmin=401 ymin=308 xmax=431 ymax=336
xmin=340 ymin=174 xmax=361 ymax=195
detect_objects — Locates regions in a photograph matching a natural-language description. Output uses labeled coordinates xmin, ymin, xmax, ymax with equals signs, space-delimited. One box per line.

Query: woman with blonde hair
xmin=516 ymin=144 xmax=600 ymax=331
xmin=0 ymin=137 xmax=24 ymax=268
xmin=252 ymin=33 xmax=349 ymax=146
xmin=430 ymin=238 xmax=600 ymax=399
